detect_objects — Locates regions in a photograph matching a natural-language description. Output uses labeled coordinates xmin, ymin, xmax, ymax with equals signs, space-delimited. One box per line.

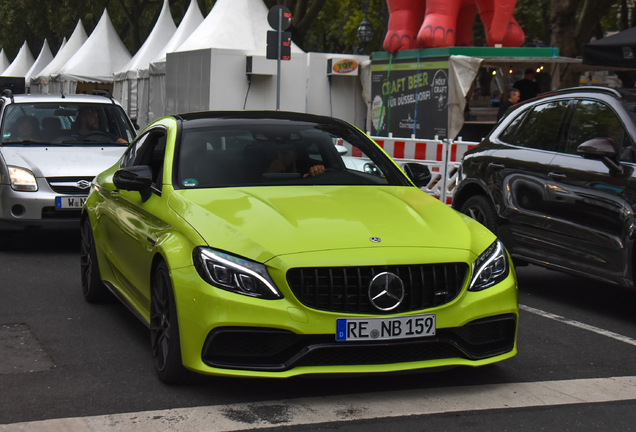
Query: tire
xmin=80 ymin=220 xmax=109 ymax=302
xmin=460 ymin=195 xmax=498 ymax=235
xmin=150 ymin=261 xmax=191 ymax=384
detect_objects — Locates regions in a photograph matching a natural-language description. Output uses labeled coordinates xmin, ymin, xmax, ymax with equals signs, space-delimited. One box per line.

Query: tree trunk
xmin=550 ymin=0 xmax=616 ymax=88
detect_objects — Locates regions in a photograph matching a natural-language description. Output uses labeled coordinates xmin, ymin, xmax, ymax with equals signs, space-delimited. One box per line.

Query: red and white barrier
xmin=444 ymin=138 xmax=478 ymax=205
xmin=361 ymin=135 xmax=480 ymax=204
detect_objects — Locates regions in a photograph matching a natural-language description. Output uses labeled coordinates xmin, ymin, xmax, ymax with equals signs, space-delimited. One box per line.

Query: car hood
xmin=169 ymin=186 xmax=493 ymax=262
xmin=0 ymin=146 xmax=126 ymax=178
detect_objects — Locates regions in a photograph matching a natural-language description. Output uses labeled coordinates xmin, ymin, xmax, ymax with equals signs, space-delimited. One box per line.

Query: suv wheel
xmin=460 ymin=195 xmax=498 ymax=235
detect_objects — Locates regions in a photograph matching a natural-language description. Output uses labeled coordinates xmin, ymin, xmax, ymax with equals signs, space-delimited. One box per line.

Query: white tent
xmin=25 ymin=39 xmax=54 ymax=91
xmin=148 ymin=0 xmax=205 ymax=75
xmin=55 ymin=9 xmax=131 ymax=93
xmin=34 ymin=21 xmax=87 ymax=94
xmin=175 ymin=0 xmax=302 ymax=54
xmin=0 ymin=49 xmax=10 ymax=75
xmin=114 ymin=0 xmax=176 ymax=120
xmin=145 ymin=0 xmax=204 ymax=125
xmin=1 ymin=42 xmax=34 ymax=77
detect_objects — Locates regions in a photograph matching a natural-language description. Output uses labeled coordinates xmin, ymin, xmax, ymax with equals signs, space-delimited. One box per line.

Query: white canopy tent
xmin=24 ymin=39 xmax=54 ymax=92
xmin=113 ymin=0 xmax=176 ymax=120
xmin=175 ymin=0 xmax=302 ymax=54
xmin=54 ymin=9 xmax=131 ymax=94
xmin=1 ymin=42 xmax=34 ymax=77
xmin=145 ymin=0 xmax=204 ymax=125
xmin=33 ymin=21 xmax=87 ymax=94
xmin=0 ymin=49 xmax=10 ymax=75
xmin=149 ymin=0 xmax=305 ymax=124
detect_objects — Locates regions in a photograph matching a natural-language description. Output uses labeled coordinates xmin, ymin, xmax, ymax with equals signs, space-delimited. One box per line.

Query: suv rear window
xmin=1 ymin=102 xmax=135 ymax=145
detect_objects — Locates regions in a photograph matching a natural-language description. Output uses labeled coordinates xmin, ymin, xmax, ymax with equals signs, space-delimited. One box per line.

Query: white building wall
xmin=305 ymin=53 xmax=368 ymax=129
xmin=165 ymin=48 xmax=368 ymax=129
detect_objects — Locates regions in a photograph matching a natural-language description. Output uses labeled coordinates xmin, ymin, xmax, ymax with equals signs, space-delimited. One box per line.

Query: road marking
xmin=519 ymin=304 xmax=636 ymax=347
xmin=2 ymin=376 xmax=636 ymax=431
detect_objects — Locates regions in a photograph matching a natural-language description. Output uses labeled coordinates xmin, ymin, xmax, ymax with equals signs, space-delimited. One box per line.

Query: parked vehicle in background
xmin=81 ymin=110 xmax=518 ymax=383
xmin=453 ymin=86 xmax=636 ymax=288
xmin=0 ymin=91 xmax=136 ymax=246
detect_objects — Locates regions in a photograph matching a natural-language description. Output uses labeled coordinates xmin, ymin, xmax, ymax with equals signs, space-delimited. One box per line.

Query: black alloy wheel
xmin=150 ymin=261 xmax=191 ymax=384
xmin=460 ymin=195 xmax=498 ymax=235
xmin=80 ymin=220 xmax=109 ymax=302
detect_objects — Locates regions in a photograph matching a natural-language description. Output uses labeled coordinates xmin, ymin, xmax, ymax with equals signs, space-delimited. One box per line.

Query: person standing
xmin=497 ymin=88 xmax=520 ymax=121
xmin=513 ymin=68 xmax=541 ymax=102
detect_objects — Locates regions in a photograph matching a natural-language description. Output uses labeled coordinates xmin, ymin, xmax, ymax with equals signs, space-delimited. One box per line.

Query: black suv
xmin=452 ymin=86 xmax=636 ymax=288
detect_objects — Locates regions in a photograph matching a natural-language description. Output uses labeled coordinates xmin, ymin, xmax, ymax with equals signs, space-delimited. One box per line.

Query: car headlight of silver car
xmin=8 ymin=166 xmax=38 ymax=191
xmin=468 ymin=240 xmax=509 ymax=291
xmin=193 ymin=248 xmax=283 ymax=299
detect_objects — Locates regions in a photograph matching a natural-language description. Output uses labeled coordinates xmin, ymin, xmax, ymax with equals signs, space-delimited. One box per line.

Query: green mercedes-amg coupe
xmin=80 ymin=111 xmax=518 ymax=383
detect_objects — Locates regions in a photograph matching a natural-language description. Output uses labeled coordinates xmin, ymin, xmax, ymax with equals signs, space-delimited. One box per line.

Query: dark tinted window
xmin=512 ymin=101 xmax=569 ymax=151
xmin=565 ymin=100 xmax=626 ymax=155
xmin=176 ymin=120 xmax=408 ymax=189
xmin=498 ymin=109 xmax=527 ymax=144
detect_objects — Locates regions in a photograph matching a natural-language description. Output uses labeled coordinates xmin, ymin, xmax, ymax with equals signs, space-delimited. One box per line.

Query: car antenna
xmin=1 ymin=89 xmax=14 ymax=103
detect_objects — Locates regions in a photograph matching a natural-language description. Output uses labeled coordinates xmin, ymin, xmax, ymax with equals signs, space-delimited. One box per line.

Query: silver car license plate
xmin=55 ymin=196 xmax=87 ymax=209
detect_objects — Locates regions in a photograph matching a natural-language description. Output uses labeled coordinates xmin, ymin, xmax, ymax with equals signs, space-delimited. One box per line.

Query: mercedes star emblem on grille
xmin=76 ymin=180 xmax=91 ymax=189
xmin=368 ymin=272 xmax=405 ymax=311
xmin=370 ymin=237 xmax=381 ymax=243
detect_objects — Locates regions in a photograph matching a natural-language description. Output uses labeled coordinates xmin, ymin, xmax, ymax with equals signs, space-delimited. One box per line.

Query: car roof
xmin=174 ymin=110 xmax=352 ymax=129
xmin=523 ymin=86 xmax=636 ymax=104
xmin=1 ymin=93 xmax=124 ymax=106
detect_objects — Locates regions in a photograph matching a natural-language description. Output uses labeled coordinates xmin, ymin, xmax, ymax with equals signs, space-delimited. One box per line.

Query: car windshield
xmin=0 ymin=102 xmax=135 ymax=145
xmin=177 ymin=119 xmax=410 ymax=188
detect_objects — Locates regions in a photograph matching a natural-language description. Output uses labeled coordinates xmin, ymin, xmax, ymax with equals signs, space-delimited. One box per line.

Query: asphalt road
xmin=2 ymin=229 xmax=636 ymax=431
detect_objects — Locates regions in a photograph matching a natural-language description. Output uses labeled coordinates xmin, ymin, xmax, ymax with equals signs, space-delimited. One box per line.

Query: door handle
xmin=110 ymin=190 xmax=120 ymax=196
xmin=548 ymin=172 xmax=567 ymax=180
xmin=488 ymin=162 xmax=505 ymax=169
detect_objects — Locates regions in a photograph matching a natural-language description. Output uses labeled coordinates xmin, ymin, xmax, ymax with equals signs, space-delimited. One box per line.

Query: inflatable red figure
xmin=383 ymin=0 xmax=525 ymax=52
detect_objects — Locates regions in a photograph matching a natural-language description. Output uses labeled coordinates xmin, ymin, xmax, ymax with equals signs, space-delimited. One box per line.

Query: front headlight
xmin=193 ymin=248 xmax=283 ymax=299
xmin=468 ymin=240 xmax=509 ymax=291
xmin=8 ymin=166 xmax=38 ymax=191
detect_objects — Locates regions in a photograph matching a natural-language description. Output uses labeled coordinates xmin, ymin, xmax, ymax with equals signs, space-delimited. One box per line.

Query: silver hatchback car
xmin=0 ymin=90 xmax=136 ymax=245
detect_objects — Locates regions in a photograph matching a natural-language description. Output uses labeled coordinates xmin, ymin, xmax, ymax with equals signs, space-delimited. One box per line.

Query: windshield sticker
xmin=3 ymin=132 xmax=10 ymax=138
xmin=182 ymin=178 xmax=198 ymax=187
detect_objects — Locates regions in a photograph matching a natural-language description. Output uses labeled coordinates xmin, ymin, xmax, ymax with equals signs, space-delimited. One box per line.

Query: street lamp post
xmin=356 ymin=15 xmax=374 ymax=54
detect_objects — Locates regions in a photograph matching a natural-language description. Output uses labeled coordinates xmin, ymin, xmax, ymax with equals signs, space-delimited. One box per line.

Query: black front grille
xmin=201 ymin=315 xmax=517 ymax=372
xmin=47 ymin=177 xmax=93 ymax=195
xmin=42 ymin=207 xmax=81 ymax=219
xmin=286 ymin=264 xmax=468 ymax=314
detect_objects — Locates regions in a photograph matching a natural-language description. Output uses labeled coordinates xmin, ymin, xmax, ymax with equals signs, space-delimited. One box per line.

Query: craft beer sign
xmin=371 ymin=56 xmax=449 ymax=139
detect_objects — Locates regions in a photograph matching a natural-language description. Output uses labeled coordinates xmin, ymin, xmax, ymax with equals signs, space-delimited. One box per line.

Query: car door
xmin=545 ymin=99 xmax=633 ymax=281
xmin=488 ymin=100 xmax=570 ymax=259
xmin=99 ymin=127 xmax=171 ymax=310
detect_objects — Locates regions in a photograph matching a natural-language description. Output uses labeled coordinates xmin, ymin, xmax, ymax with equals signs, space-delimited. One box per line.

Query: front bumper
xmin=202 ymin=314 xmax=516 ymax=372
xmin=0 ymin=180 xmax=87 ymax=231
xmin=171 ymin=247 xmax=519 ymax=378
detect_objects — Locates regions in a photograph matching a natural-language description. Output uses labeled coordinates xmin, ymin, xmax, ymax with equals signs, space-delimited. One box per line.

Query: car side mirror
xmin=577 ymin=138 xmax=623 ymax=174
xmin=403 ymin=163 xmax=432 ymax=188
xmin=335 ymin=145 xmax=348 ymax=155
xmin=113 ymin=165 xmax=153 ymax=201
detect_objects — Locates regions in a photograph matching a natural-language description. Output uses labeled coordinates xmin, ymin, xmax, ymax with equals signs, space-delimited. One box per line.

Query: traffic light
xmin=266 ymin=31 xmax=291 ymax=60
